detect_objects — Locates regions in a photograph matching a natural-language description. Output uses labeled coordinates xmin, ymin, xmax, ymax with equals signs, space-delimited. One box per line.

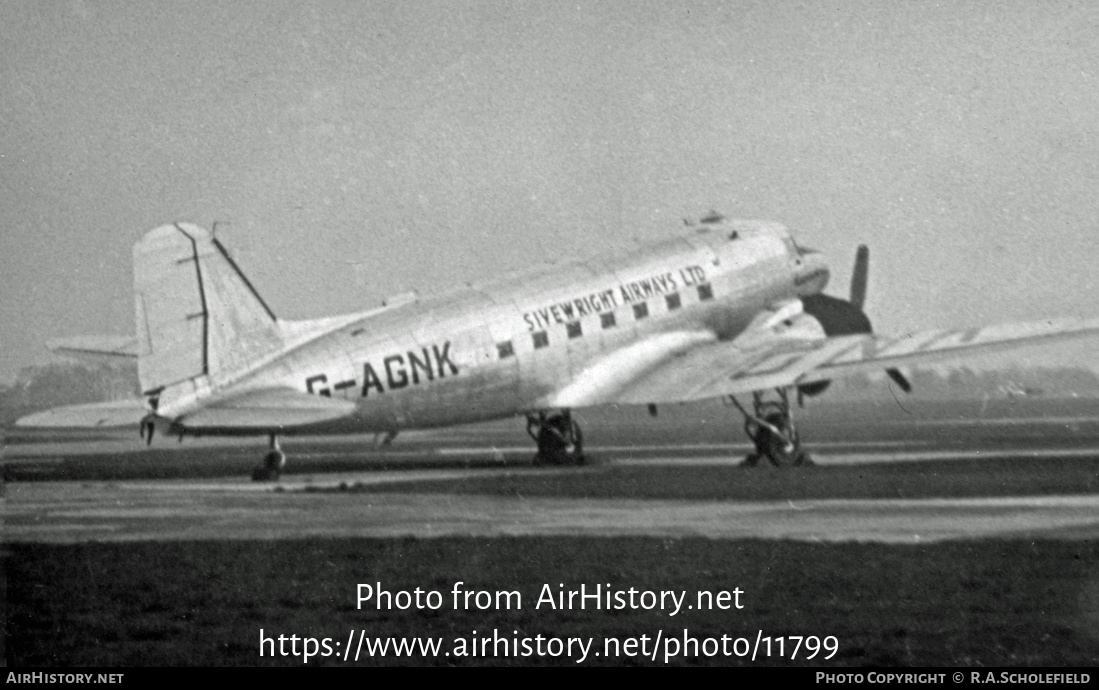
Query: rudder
xmin=133 ymin=222 xmax=283 ymax=394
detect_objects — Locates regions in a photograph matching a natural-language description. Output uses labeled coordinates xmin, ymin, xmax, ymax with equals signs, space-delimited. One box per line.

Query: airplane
xmin=17 ymin=214 xmax=1099 ymax=479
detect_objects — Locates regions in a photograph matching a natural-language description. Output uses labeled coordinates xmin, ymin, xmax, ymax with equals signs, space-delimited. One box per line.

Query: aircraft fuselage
xmin=181 ymin=220 xmax=823 ymax=434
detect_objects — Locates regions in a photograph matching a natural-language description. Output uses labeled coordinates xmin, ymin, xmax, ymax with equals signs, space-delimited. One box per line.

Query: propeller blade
xmin=850 ymin=244 xmax=869 ymax=310
xmin=886 ymin=367 xmax=912 ymax=393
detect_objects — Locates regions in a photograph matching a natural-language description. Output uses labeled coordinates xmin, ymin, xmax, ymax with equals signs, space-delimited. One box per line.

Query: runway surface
xmin=11 ymin=404 xmax=1099 ymax=668
xmin=6 ymin=428 xmax=1099 ymax=544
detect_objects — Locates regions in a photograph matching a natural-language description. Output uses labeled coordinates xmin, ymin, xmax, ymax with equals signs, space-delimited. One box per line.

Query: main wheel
xmin=765 ymin=444 xmax=805 ymax=467
xmin=763 ymin=438 xmax=812 ymax=466
xmin=536 ymin=423 xmax=567 ymax=465
xmin=568 ymin=419 xmax=585 ymax=465
xmin=759 ymin=413 xmax=800 ymax=467
xmin=534 ymin=414 xmax=585 ymax=465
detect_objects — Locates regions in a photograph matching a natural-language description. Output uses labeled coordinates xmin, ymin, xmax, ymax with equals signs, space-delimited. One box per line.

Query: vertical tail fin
xmin=133 ymin=222 xmax=283 ymax=394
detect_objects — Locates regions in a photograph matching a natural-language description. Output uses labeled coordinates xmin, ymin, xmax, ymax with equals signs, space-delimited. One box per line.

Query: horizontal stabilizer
xmin=47 ymin=335 xmax=139 ymax=361
xmin=15 ymin=399 xmax=149 ymax=428
xmin=178 ymin=387 xmax=357 ymax=430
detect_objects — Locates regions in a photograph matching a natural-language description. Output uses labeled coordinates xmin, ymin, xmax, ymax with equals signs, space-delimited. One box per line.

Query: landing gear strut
xmin=252 ymin=434 xmax=286 ymax=481
xmin=526 ymin=409 xmax=585 ymax=466
xmin=728 ymin=388 xmax=812 ymax=467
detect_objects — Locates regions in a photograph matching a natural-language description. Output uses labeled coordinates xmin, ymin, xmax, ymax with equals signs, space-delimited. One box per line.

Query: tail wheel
xmin=252 ymin=449 xmax=286 ymax=482
xmin=265 ymin=449 xmax=286 ymax=472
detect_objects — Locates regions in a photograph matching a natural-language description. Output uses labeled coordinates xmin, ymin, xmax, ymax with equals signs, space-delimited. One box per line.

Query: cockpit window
xmin=783 ymin=237 xmax=799 ymax=261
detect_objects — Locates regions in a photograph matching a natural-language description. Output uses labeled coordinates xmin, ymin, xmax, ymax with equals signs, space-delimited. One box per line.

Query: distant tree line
xmin=0 ymin=362 xmax=140 ymax=428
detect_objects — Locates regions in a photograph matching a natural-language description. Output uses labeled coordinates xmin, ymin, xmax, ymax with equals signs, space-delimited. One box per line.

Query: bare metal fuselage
xmin=178 ymin=221 xmax=817 ymax=435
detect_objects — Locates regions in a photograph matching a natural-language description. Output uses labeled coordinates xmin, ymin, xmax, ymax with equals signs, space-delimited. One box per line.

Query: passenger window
xmin=697 ymin=284 xmax=714 ymax=301
xmin=532 ymin=331 xmax=549 ymax=349
xmin=633 ymin=303 xmax=649 ymax=320
xmin=600 ymin=312 xmax=616 ymax=329
xmin=496 ymin=341 xmax=514 ymax=359
xmin=665 ymin=293 xmax=681 ymax=310
xmin=566 ymin=321 xmax=582 ymax=339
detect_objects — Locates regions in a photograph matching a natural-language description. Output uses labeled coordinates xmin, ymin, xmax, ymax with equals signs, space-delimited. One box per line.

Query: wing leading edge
xmin=551 ymin=313 xmax=1099 ymax=407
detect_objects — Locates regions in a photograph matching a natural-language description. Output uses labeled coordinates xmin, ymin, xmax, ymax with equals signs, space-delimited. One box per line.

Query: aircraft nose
xmin=795 ymin=250 xmax=830 ymax=296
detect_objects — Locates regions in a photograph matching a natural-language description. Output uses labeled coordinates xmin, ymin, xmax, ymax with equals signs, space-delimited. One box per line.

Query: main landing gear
xmin=728 ymin=388 xmax=813 ymax=467
xmin=252 ymin=434 xmax=287 ymax=481
xmin=526 ymin=409 xmax=585 ymax=466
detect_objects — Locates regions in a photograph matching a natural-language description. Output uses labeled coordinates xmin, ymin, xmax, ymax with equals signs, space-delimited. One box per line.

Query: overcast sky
xmin=2 ymin=1 xmax=1098 ymax=383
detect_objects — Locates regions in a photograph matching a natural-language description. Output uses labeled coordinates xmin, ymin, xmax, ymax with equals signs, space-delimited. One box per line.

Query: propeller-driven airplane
xmin=18 ymin=215 xmax=1099 ymax=479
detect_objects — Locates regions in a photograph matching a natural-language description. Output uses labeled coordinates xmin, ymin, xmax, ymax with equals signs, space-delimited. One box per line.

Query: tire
xmin=765 ymin=444 xmax=815 ymax=467
xmin=252 ymin=467 xmax=274 ymax=481
xmin=765 ymin=442 xmax=797 ymax=467
xmin=760 ymin=413 xmax=798 ymax=467
xmin=536 ymin=419 xmax=568 ymax=465
xmin=253 ymin=450 xmax=285 ymax=481
xmin=570 ymin=421 xmax=584 ymax=465
xmin=533 ymin=414 xmax=584 ymax=466
xmin=265 ymin=450 xmax=286 ymax=470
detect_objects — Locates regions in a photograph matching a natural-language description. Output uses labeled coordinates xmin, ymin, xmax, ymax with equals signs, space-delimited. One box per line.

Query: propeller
xmin=800 ymin=243 xmax=912 ymax=397
xmin=850 ymin=244 xmax=868 ymax=310
xmin=852 ymin=245 xmax=911 ymax=392
xmin=886 ymin=367 xmax=912 ymax=393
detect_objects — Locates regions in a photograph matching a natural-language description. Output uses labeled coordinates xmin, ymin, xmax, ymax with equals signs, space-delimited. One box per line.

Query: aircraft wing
xmin=546 ymin=312 xmax=1099 ymax=408
xmin=726 ymin=317 xmax=1099 ymax=395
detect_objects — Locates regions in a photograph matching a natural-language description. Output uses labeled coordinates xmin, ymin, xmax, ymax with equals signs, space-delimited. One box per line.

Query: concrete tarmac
xmin=6 ymin=441 xmax=1099 ymax=544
